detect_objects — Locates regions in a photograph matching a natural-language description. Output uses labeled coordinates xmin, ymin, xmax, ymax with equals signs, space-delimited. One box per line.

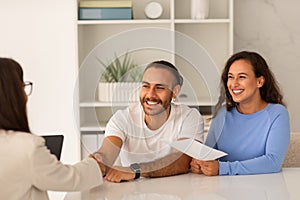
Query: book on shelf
xmin=79 ymin=8 xmax=132 ymax=20
xmin=79 ymin=7 xmax=132 ymax=20
xmin=79 ymin=0 xmax=132 ymax=8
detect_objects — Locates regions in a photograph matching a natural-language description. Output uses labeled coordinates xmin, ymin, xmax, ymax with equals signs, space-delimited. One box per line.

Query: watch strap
xmin=130 ymin=163 xmax=141 ymax=179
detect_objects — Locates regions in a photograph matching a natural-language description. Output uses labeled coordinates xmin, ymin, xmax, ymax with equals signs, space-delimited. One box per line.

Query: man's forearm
xmin=140 ymin=152 xmax=191 ymax=178
xmin=94 ymin=136 xmax=122 ymax=174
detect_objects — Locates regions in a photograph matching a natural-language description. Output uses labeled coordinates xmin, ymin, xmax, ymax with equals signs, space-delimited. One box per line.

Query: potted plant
xmin=97 ymin=52 xmax=142 ymax=102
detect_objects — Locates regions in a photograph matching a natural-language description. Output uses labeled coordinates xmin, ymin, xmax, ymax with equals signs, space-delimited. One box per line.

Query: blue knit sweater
xmin=205 ymin=103 xmax=290 ymax=175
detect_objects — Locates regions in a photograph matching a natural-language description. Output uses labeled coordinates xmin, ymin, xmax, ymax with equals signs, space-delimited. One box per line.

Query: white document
xmin=171 ymin=138 xmax=227 ymax=161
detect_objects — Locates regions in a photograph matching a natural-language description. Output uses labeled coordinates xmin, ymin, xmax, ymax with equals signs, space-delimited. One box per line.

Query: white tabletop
xmin=65 ymin=168 xmax=300 ymax=200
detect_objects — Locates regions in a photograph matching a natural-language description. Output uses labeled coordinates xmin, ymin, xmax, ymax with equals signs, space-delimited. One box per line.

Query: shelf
xmin=79 ymin=100 xmax=215 ymax=107
xmin=174 ymin=19 xmax=230 ymax=24
xmin=80 ymin=119 xmax=211 ymax=132
xmin=175 ymin=100 xmax=216 ymax=106
xmin=78 ymin=18 xmax=230 ymax=25
xmin=80 ymin=101 xmax=136 ymax=107
xmin=78 ymin=19 xmax=172 ymax=25
xmin=80 ymin=122 xmax=106 ymax=132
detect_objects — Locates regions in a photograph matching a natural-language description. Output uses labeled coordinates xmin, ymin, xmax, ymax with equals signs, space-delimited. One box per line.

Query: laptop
xmin=42 ymin=135 xmax=64 ymax=160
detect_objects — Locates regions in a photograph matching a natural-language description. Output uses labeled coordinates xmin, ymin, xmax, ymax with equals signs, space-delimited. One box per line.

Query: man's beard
xmin=140 ymin=95 xmax=172 ymax=116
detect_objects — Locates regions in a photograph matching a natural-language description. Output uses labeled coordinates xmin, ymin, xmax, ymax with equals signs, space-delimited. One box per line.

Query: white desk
xmin=65 ymin=168 xmax=300 ymax=200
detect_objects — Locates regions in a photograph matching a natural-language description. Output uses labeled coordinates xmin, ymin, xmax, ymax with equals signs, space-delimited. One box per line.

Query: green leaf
xmin=98 ymin=52 xmax=142 ymax=82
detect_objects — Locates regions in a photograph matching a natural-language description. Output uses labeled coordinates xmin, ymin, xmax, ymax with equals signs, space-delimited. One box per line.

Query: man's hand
xmin=190 ymin=158 xmax=203 ymax=174
xmin=105 ymin=166 xmax=135 ymax=183
xmin=89 ymin=153 xmax=107 ymax=176
xmin=191 ymin=159 xmax=219 ymax=176
xmin=90 ymin=136 xmax=123 ymax=177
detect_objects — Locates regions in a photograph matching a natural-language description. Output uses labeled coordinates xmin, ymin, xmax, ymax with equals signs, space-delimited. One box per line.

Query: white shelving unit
xmin=77 ymin=0 xmax=233 ymax=158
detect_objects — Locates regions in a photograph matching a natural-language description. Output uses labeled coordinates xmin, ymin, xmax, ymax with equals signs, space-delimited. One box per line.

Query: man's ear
xmin=172 ymin=85 xmax=181 ymax=98
xmin=257 ymin=76 xmax=265 ymax=88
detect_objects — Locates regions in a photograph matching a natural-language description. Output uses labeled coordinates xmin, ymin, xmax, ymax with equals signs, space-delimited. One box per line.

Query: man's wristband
xmin=130 ymin=163 xmax=141 ymax=179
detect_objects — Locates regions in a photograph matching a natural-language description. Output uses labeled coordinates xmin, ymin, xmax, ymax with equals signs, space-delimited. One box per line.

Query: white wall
xmin=234 ymin=0 xmax=300 ymax=131
xmin=0 ymin=0 xmax=80 ymax=161
xmin=0 ymin=0 xmax=79 ymax=163
xmin=0 ymin=1 xmax=79 ymax=198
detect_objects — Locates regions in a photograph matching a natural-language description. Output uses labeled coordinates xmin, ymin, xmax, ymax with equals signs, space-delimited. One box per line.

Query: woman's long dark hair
xmin=213 ymin=51 xmax=285 ymax=117
xmin=0 ymin=58 xmax=30 ymax=132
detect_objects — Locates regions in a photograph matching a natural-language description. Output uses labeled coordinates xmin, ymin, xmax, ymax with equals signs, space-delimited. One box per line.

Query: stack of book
xmin=79 ymin=0 xmax=132 ymax=20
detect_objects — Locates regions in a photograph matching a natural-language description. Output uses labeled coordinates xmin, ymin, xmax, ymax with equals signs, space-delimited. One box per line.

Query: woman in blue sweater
xmin=191 ymin=51 xmax=290 ymax=176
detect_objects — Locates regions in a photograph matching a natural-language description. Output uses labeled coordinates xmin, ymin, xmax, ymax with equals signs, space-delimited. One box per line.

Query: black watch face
xmin=131 ymin=163 xmax=140 ymax=170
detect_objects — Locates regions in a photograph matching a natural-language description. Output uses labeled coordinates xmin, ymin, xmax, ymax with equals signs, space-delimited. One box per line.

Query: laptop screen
xmin=42 ymin=135 xmax=64 ymax=160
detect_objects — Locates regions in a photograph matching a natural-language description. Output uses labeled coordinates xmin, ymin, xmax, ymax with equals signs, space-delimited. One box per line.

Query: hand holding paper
xmin=171 ymin=138 xmax=227 ymax=161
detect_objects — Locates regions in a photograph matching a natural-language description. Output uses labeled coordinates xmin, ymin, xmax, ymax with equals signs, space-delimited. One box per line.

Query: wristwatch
xmin=130 ymin=163 xmax=141 ymax=179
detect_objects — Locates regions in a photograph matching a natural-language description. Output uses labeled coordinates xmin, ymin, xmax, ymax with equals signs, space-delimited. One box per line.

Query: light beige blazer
xmin=0 ymin=130 xmax=103 ymax=200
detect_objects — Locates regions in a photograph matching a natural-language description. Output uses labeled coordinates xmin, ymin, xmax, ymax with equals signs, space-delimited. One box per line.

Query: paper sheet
xmin=171 ymin=138 xmax=227 ymax=161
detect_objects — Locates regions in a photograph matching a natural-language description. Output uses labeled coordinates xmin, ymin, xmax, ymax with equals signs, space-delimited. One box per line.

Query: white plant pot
xmin=191 ymin=0 xmax=210 ymax=19
xmin=98 ymin=82 xmax=141 ymax=102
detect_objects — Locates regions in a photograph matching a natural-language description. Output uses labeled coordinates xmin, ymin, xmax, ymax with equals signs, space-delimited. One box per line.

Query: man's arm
xmin=104 ymin=149 xmax=192 ymax=182
xmin=140 ymin=150 xmax=191 ymax=178
xmin=93 ymin=136 xmax=123 ymax=175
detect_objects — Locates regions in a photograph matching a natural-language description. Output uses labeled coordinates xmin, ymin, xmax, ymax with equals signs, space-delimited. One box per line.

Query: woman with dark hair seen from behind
xmin=190 ymin=51 xmax=290 ymax=176
xmin=0 ymin=58 xmax=105 ymax=200
xmin=0 ymin=58 xmax=30 ymax=132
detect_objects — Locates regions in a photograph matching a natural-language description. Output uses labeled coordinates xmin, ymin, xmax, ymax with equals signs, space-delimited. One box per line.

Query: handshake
xmin=89 ymin=152 xmax=138 ymax=183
